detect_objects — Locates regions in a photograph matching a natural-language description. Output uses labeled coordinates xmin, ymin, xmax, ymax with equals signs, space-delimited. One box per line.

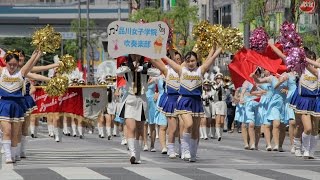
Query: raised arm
xmin=31 ymin=63 xmax=60 ymax=73
xmin=26 ymin=73 xmax=51 ymax=82
xmin=20 ymin=50 xmax=42 ymax=76
xmin=306 ymin=58 xmax=320 ymax=69
xmin=150 ymin=59 xmax=168 ymax=76
xmin=162 ymin=56 xmax=182 ymax=75
xmin=306 ymin=64 xmax=318 ymax=77
xmin=200 ymin=47 xmax=222 ymax=75
xmin=268 ymin=41 xmax=286 ymax=61
xmin=274 ymin=74 xmax=288 ymax=89
xmin=251 ymin=73 xmax=271 ymax=84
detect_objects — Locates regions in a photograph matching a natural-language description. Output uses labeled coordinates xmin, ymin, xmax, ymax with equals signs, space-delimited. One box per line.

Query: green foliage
xmin=302 ymin=33 xmax=320 ymax=56
xmin=129 ymin=7 xmax=163 ymax=22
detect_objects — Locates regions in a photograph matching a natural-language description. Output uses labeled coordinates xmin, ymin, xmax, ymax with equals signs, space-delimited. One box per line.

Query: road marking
xmin=199 ymin=168 xmax=274 ymax=180
xmin=272 ymin=169 xmax=320 ymax=180
xmin=49 ymin=167 xmax=110 ymax=180
xmin=125 ymin=167 xmax=193 ymax=180
xmin=112 ymin=148 xmax=162 ymax=164
xmin=0 ymin=169 xmax=24 ymax=180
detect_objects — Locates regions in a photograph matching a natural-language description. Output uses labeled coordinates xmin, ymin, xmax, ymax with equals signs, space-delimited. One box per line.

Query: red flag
xmin=77 ymin=59 xmax=87 ymax=80
xmin=228 ymin=48 xmax=257 ymax=89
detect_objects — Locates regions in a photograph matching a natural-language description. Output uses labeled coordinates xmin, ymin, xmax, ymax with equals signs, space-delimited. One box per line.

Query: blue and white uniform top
xmin=298 ymin=69 xmax=319 ymax=97
xmin=179 ymin=67 xmax=202 ymax=96
xmin=165 ymin=65 xmax=180 ymax=95
xmin=0 ymin=68 xmax=24 ymax=98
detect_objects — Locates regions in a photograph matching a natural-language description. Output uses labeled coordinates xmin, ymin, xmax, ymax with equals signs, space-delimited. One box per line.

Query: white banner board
xmin=107 ymin=21 xmax=169 ymax=59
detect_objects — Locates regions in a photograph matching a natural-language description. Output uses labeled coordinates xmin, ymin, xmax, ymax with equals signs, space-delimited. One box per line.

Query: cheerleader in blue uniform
xmin=0 ymin=49 xmax=42 ymax=163
xmin=162 ymin=47 xmax=222 ymax=162
xmin=16 ymin=49 xmax=57 ymax=158
xmin=150 ymin=50 xmax=183 ymax=159
xmin=154 ymin=75 xmax=168 ymax=154
xmin=144 ymin=79 xmax=157 ymax=152
xmin=116 ymin=54 xmax=160 ymax=164
xmin=297 ymin=49 xmax=320 ymax=159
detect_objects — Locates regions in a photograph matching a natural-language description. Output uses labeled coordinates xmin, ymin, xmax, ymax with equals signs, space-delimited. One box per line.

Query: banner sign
xmin=107 ymin=21 xmax=169 ymax=59
xmin=33 ymin=87 xmax=108 ymax=120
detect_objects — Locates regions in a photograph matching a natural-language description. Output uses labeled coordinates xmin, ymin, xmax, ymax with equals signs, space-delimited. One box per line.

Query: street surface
xmin=1 ymin=124 xmax=320 ymax=180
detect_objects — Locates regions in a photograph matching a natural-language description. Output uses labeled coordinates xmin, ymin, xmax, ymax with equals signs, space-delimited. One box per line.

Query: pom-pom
xmin=220 ymin=27 xmax=244 ymax=53
xmin=249 ymin=27 xmax=269 ymax=53
xmin=31 ymin=25 xmax=62 ymax=53
xmin=192 ymin=21 xmax=223 ymax=60
xmin=277 ymin=21 xmax=302 ymax=52
xmin=45 ymin=76 xmax=69 ymax=97
xmin=56 ymin=54 xmax=76 ymax=74
xmin=285 ymin=47 xmax=306 ymax=74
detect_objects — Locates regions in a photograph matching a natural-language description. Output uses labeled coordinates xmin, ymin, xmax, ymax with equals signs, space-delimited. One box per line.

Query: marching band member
xmin=105 ymin=75 xmax=117 ymax=140
xmin=116 ymin=54 xmax=160 ymax=164
xmin=212 ymin=72 xmax=227 ymax=141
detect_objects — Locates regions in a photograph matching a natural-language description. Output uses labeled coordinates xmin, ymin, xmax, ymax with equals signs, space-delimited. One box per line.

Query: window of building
xmin=201 ymin=4 xmax=207 ymax=20
xmin=221 ymin=4 xmax=231 ymax=27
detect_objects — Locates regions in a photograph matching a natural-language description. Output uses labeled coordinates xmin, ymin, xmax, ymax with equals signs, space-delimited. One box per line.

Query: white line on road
xmin=49 ymin=167 xmax=110 ymax=180
xmin=112 ymin=148 xmax=162 ymax=164
xmin=125 ymin=167 xmax=193 ymax=180
xmin=199 ymin=168 xmax=274 ymax=180
xmin=0 ymin=169 xmax=24 ymax=180
xmin=272 ymin=169 xmax=320 ymax=180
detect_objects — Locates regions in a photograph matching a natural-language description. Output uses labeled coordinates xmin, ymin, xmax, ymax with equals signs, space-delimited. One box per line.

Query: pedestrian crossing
xmin=1 ymin=167 xmax=320 ymax=180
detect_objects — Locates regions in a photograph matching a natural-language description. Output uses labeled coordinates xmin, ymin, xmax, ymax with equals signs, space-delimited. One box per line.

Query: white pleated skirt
xmin=118 ymin=94 xmax=148 ymax=121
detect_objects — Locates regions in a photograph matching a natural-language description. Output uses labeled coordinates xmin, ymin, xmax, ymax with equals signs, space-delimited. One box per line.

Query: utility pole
xmin=86 ymin=0 xmax=92 ymax=84
xmin=78 ymin=0 xmax=82 ymax=66
xmin=209 ymin=0 xmax=214 ymax=24
xmin=243 ymin=0 xmax=250 ymax=48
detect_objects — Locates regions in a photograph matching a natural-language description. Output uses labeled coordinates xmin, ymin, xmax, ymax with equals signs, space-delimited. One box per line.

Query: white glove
xmin=136 ymin=66 xmax=143 ymax=72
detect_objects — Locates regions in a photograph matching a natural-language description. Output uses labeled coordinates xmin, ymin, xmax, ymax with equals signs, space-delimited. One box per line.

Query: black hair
xmin=5 ymin=53 xmax=19 ymax=63
xmin=184 ymin=51 xmax=198 ymax=62
xmin=304 ymin=47 xmax=316 ymax=60
xmin=167 ymin=50 xmax=183 ymax=62
xmin=16 ymin=49 xmax=25 ymax=57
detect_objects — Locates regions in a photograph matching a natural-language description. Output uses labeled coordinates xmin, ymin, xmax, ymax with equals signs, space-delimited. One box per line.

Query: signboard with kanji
xmin=107 ymin=21 xmax=169 ymax=59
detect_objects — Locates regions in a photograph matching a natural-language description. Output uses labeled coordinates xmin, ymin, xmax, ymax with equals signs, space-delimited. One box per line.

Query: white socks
xmin=182 ymin=133 xmax=191 ymax=159
xmin=54 ymin=128 xmax=60 ymax=142
xmin=199 ymin=127 xmax=203 ymax=139
xmin=48 ymin=125 xmax=54 ymax=136
xmin=113 ymin=126 xmax=118 ymax=136
xmin=127 ymin=138 xmax=135 ymax=157
xmin=134 ymin=140 xmax=141 ymax=162
xmin=167 ymin=143 xmax=175 ymax=157
xmin=30 ymin=125 xmax=35 ymax=135
xmin=11 ymin=146 xmax=17 ymax=162
xmin=310 ymin=135 xmax=319 ymax=156
xmin=201 ymin=127 xmax=207 ymax=139
xmin=72 ymin=124 xmax=77 ymax=136
xmin=16 ymin=143 xmax=21 ymax=160
xmin=190 ymin=139 xmax=198 ymax=161
xmin=106 ymin=127 xmax=111 ymax=137
xmin=78 ymin=126 xmax=83 ymax=136
xmin=3 ymin=140 xmax=12 ymax=161
xmin=98 ymin=127 xmax=104 ymax=137
xmin=20 ymin=136 xmax=26 ymax=157
xmin=302 ymin=132 xmax=311 ymax=152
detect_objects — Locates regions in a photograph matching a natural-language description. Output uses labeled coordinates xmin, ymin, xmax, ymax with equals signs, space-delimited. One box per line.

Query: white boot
xmin=34 ymin=125 xmax=38 ymax=138
xmin=180 ymin=138 xmax=185 ymax=159
xmin=20 ymin=136 xmax=27 ymax=158
xmin=63 ymin=122 xmax=68 ymax=135
xmin=120 ymin=132 xmax=127 ymax=145
xmin=127 ymin=138 xmax=136 ymax=164
xmin=11 ymin=146 xmax=17 ymax=163
xmin=309 ymin=135 xmax=318 ymax=159
xmin=3 ymin=140 xmax=13 ymax=163
xmin=78 ymin=126 xmax=84 ymax=139
xmin=216 ymin=127 xmax=221 ymax=141
xmin=48 ymin=125 xmax=54 ymax=137
xmin=135 ymin=140 xmax=142 ymax=164
xmin=72 ymin=124 xmax=77 ymax=137
xmin=302 ymin=132 xmax=311 ymax=158
xmin=16 ymin=143 xmax=21 ymax=161
xmin=182 ymin=133 xmax=191 ymax=160
xmin=294 ymin=137 xmax=302 ymax=157
xmin=167 ymin=143 xmax=176 ymax=159
xmin=113 ymin=126 xmax=118 ymax=136
xmin=98 ymin=127 xmax=104 ymax=138
xmin=202 ymin=127 xmax=208 ymax=140
xmin=54 ymin=128 xmax=60 ymax=142
xmin=106 ymin=127 xmax=112 ymax=140
xmin=189 ymin=139 xmax=198 ymax=162
xmin=199 ymin=127 xmax=204 ymax=139
xmin=30 ymin=125 xmax=35 ymax=138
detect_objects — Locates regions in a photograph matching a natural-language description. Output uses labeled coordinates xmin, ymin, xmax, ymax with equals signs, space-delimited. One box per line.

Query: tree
xmin=63 ymin=19 xmax=96 ymax=60
xmin=129 ymin=7 xmax=163 ymax=22
xmin=166 ymin=0 xmax=198 ymax=54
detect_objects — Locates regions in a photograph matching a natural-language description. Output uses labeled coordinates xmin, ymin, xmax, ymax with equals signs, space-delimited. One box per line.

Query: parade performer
xmin=162 ymin=47 xmax=222 ymax=162
xmin=0 ymin=49 xmax=42 ymax=163
xmin=116 ymin=54 xmax=160 ymax=164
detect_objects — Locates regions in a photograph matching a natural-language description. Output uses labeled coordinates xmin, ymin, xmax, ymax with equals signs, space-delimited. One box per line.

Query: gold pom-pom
xmin=31 ymin=25 xmax=62 ymax=53
xmin=45 ymin=76 xmax=69 ymax=97
xmin=220 ymin=27 xmax=243 ymax=53
xmin=57 ymin=54 xmax=76 ymax=74
xmin=192 ymin=21 xmax=223 ymax=60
